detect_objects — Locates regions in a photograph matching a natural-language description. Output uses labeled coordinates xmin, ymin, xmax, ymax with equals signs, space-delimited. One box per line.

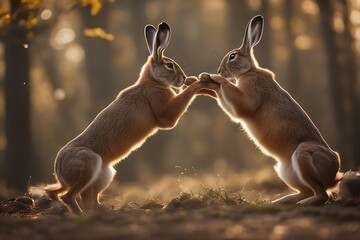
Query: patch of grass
xmin=163 ymin=187 xmax=249 ymax=211
xmin=164 ymin=192 xmax=205 ymax=211
xmin=117 ymin=200 xmax=141 ymax=210
xmin=139 ymin=201 xmax=164 ymax=210
xmin=201 ymin=187 xmax=238 ymax=206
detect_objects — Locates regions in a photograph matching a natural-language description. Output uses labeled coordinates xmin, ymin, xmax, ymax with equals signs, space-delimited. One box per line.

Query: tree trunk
xmin=258 ymin=0 xmax=271 ymax=69
xmin=227 ymin=0 xmax=252 ymax=47
xmin=4 ymin=0 xmax=32 ymax=192
xmin=318 ymin=0 xmax=352 ymax=170
xmin=42 ymin=50 xmax=77 ymax=140
xmin=339 ymin=0 xmax=360 ymax=168
xmin=80 ymin=5 xmax=117 ymax=118
xmin=128 ymin=1 xmax=167 ymax=180
xmin=284 ymin=0 xmax=301 ymax=98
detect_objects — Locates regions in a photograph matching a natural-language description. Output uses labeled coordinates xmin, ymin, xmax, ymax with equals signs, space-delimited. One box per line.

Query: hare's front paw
xmin=182 ymin=76 xmax=199 ymax=91
xmin=184 ymin=76 xmax=199 ymax=86
xmin=199 ymin=72 xmax=213 ymax=84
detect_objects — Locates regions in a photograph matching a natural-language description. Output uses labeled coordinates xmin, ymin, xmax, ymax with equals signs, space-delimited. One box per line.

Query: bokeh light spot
xmin=65 ymin=44 xmax=84 ymax=63
xmin=55 ymin=28 xmax=75 ymax=46
xmin=40 ymin=9 xmax=52 ymax=20
xmin=54 ymin=88 xmax=66 ymax=101
xmin=295 ymin=35 xmax=312 ymax=50
xmin=301 ymin=0 xmax=319 ymax=15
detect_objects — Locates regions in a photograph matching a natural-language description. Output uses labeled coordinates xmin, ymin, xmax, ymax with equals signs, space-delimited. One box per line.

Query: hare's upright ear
xmin=145 ymin=24 xmax=156 ymax=55
xmin=153 ymin=22 xmax=171 ymax=62
xmin=242 ymin=15 xmax=264 ymax=51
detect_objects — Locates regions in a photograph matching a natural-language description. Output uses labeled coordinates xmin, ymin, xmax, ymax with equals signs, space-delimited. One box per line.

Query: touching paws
xmin=182 ymin=74 xmax=219 ymax=98
xmin=183 ymin=75 xmax=216 ymax=88
xmin=199 ymin=72 xmax=213 ymax=84
xmin=184 ymin=76 xmax=199 ymax=86
xmin=182 ymin=76 xmax=199 ymax=91
xmin=199 ymin=72 xmax=227 ymax=86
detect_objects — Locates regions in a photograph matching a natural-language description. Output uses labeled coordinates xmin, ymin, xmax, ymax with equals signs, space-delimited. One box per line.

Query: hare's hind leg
xmin=61 ymin=179 xmax=92 ymax=214
xmin=81 ymin=165 xmax=116 ymax=211
xmin=272 ymin=162 xmax=313 ymax=204
xmin=58 ymin=148 xmax=102 ymax=214
xmin=292 ymin=142 xmax=339 ymax=205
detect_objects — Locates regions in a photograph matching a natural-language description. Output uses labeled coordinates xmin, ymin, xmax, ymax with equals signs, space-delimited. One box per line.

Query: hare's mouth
xmin=219 ymin=69 xmax=232 ymax=79
xmin=173 ymin=77 xmax=185 ymax=88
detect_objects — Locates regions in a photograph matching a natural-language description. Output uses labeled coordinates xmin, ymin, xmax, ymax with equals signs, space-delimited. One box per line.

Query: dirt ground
xmin=1 ymin=174 xmax=360 ymax=240
xmin=1 ymin=203 xmax=360 ymax=240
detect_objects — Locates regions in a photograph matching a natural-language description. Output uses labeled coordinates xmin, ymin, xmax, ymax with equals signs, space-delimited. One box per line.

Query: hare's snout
xmin=173 ymin=75 xmax=186 ymax=88
xmin=218 ymin=66 xmax=231 ymax=78
xmin=180 ymin=75 xmax=186 ymax=84
xmin=178 ymin=75 xmax=185 ymax=86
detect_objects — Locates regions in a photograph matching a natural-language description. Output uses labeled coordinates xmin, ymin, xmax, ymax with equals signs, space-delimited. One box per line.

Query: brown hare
xmin=200 ymin=15 xmax=359 ymax=205
xmin=46 ymin=22 xmax=212 ymax=214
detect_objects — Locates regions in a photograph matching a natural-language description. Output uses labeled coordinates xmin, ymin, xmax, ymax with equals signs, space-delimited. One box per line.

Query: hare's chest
xmin=240 ymin=119 xmax=277 ymax=158
xmin=241 ymin=120 xmax=262 ymax=145
xmin=217 ymin=87 xmax=240 ymax=121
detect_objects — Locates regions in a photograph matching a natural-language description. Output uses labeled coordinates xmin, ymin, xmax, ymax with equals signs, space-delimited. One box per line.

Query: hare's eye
xmin=166 ymin=62 xmax=174 ymax=69
xmin=229 ymin=53 xmax=236 ymax=61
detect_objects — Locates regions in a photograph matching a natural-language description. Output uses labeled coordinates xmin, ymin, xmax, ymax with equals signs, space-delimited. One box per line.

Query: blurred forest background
xmin=0 ymin=0 xmax=359 ymax=194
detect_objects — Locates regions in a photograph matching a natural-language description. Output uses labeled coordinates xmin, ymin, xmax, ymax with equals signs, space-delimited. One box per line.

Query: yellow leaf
xmin=90 ymin=1 xmax=102 ymax=16
xmin=21 ymin=0 xmax=42 ymax=9
xmin=28 ymin=17 xmax=38 ymax=27
xmin=79 ymin=0 xmax=102 ymax=15
xmin=0 ymin=8 xmax=9 ymax=16
xmin=1 ymin=13 xmax=10 ymax=23
xmin=84 ymin=27 xmax=114 ymax=41
xmin=80 ymin=0 xmax=90 ymax=6
xmin=0 ymin=13 xmax=10 ymax=29
xmin=17 ymin=13 xmax=38 ymax=29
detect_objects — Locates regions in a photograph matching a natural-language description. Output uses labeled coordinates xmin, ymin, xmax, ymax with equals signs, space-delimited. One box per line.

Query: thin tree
xmin=318 ymin=0 xmax=358 ymax=169
xmin=339 ymin=0 xmax=360 ymax=168
xmin=1 ymin=0 xmax=109 ymax=190
xmin=284 ymin=0 xmax=301 ymax=98
xmin=4 ymin=0 xmax=32 ymax=192
xmin=80 ymin=4 xmax=117 ymax=118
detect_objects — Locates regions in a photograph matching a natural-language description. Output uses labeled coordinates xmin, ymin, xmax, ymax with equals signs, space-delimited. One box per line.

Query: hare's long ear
xmin=153 ymin=22 xmax=171 ymax=62
xmin=145 ymin=24 xmax=156 ymax=55
xmin=242 ymin=15 xmax=264 ymax=51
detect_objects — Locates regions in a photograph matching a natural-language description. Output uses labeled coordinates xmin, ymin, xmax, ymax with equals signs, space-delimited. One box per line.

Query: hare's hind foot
xmin=272 ymin=192 xmax=312 ymax=205
xmin=272 ymin=192 xmax=328 ymax=205
xmin=80 ymin=166 xmax=116 ymax=212
xmin=297 ymin=194 xmax=329 ymax=205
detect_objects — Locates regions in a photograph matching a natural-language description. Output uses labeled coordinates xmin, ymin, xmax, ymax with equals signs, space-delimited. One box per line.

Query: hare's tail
xmin=332 ymin=171 xmax=360 ymax=200
xmin=45 ymin=182 xmax=68 ymax=201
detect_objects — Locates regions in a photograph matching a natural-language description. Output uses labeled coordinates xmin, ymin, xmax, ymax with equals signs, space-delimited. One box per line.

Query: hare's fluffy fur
xmin=46 ymin=22 xmax=213 ymax=214
xmin=202 ymin=15 xmax=358 ymax=204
